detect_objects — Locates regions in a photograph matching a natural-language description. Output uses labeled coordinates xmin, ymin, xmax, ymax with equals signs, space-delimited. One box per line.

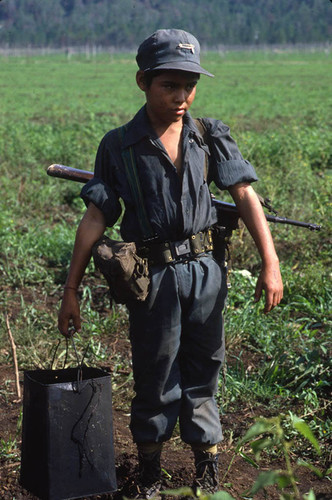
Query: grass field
xmin=0 ymin=50 xmax=331 ymax=497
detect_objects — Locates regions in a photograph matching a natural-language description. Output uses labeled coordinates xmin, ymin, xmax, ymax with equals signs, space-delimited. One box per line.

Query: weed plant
xmin=0 ymin=51 xmax=331 ymax=485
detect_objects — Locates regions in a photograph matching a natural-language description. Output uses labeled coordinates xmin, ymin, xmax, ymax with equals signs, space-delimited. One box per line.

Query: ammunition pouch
xmin=92 ymin=236 xmax=150 ymax=304
xmin=137 ymin=229 xmax=214 ymax=265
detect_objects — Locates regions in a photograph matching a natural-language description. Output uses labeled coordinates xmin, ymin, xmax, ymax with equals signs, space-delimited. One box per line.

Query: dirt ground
xmin=0 ymin=327 xmax=331 ymax=500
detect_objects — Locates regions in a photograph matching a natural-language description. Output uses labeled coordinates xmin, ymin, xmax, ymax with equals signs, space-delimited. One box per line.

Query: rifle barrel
xmin=212 ymin=199 xmax=321 ymax=231
xmin=265 ymin=214 xmax=321 ymax=231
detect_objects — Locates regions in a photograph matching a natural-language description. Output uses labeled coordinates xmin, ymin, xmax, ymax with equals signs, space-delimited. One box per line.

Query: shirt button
xmin=189 ymin=138 xmax=194 ymax=144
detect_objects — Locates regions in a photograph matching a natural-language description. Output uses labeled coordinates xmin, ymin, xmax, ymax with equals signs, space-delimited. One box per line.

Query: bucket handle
xmin=50 ymin=334 xmax=89 ymax=386
xmin=70 ymin=335 xmax=83 ymax=385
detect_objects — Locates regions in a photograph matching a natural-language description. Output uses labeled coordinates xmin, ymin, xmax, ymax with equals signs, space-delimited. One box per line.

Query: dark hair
xmin=143 ymin=69 xmax=200 ymax=88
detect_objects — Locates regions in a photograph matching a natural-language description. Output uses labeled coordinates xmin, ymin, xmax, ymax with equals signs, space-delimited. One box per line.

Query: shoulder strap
xmin=118 ymin=125 xmax=155 ymax=241
xmin=194 ymin=117 xmax=207 ymax=138
xmin=194 ymin=118 xmax=209 ymax=182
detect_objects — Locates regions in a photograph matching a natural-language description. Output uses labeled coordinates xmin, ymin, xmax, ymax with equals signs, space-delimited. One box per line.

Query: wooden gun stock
xmin=47 ymin=164 xmax=93 ymax=183
xmin=47 ymin=164 xmax=321 ymax=232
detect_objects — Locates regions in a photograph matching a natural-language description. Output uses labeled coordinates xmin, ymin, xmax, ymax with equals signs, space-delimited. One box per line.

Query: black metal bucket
xmin=20 ymin=366 xmax=117 ymax=500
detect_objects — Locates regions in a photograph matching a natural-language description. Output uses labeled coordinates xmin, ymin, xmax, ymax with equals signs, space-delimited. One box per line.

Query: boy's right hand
xmin=58 ymin=289 xmax=81 ymax=337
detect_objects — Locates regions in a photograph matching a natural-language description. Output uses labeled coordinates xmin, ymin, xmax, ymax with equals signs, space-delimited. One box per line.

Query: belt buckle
xmin=174 ymin=238 xmax=191 ymax=257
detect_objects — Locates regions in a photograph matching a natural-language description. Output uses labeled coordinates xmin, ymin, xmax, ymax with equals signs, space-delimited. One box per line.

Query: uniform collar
xmin=121 ymin=106 xmax=156 ymax=148
xmin=183 ymin=112 xmax=210 ymax=153
xmin=121 ymin=105 xmax=208 ymax=149
xmin=183 ymin=113 xmax=206 ymax=143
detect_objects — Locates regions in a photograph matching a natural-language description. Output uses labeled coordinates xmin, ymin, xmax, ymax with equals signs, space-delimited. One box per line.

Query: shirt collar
xmin=121 ymin=106 xmax=156 ymax=148
xmin=183 ymin=112 xmax=204 ymax=141
xmin=121 ymin=105 xmax=208 ymax=149
xmin=183 ymin=112 xmax=210 ymax=153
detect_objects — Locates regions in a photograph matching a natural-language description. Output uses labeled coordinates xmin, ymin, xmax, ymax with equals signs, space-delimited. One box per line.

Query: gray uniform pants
xmin=127 ymin=253 xmax=227 ymax=446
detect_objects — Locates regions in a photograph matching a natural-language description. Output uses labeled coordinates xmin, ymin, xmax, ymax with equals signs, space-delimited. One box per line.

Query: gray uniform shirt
xmin=81 ymin=105 xmax=258 ymax=243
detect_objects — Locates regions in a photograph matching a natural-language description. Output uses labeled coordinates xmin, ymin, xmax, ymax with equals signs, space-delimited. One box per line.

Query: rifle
xmin=47 ymin=163 xmax=321 ymax=232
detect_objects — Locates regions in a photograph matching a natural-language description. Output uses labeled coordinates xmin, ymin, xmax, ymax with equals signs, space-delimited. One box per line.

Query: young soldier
xmin=58 ymin=29 xmax=283 ymax=498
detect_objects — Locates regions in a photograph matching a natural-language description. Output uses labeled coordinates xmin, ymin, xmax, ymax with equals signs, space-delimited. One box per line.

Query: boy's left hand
xmin=228 ymin=183 xmax=284 ymax=313
xmin=254 ymin=262 xmax=283 ymax=313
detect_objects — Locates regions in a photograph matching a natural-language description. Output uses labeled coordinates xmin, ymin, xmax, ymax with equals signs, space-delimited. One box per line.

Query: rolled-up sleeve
xmin=205 ymin=119 xmax=258 ymax=189
xmin=80 ymin=132 xmax=122 ymax=227
xmin=80 ymin=178 xmax=121 ymax=227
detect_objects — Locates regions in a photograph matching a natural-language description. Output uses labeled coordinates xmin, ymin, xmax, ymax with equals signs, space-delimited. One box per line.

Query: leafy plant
xmin=0 ymin=437 xmax=20 ymax=461
xmin=233 ymin=414 xmax=328 ymax=499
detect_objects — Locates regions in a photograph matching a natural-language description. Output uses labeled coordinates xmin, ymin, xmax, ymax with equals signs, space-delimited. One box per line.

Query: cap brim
xmin=144 ymin=61 xmax=214 ymax=78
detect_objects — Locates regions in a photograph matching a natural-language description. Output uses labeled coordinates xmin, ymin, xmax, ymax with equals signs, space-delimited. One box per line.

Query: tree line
xmin=0 ymin=0 xmax=331 ymax=48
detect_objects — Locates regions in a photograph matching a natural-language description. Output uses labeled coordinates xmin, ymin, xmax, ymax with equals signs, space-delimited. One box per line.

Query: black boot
xmin=135 ymin=449 xmax=162 ymax=499
xmin=192 ymin=450 xmax=219 ymax=495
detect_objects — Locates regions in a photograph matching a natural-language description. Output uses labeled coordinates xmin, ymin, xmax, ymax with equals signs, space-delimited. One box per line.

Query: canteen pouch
xmin=92 ymin=235 xmax=150 ymax=304
xmin=20 ymin=366 xmax=117 ymax=500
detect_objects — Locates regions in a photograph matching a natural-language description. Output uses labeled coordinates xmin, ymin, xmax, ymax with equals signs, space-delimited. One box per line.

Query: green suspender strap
xmin=194 ymin=118 xmax=209 ymax=181
xmin=118 ymin=125 xmax=156 ymax=241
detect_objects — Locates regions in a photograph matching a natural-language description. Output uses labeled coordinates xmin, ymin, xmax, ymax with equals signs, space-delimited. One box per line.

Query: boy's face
xmin=137 ymin=70 xmax=198 ymax=126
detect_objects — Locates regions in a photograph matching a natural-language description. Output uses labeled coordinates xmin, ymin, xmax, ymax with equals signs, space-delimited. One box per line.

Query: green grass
xmin=0 ymin=51 xmax=331 ymax=473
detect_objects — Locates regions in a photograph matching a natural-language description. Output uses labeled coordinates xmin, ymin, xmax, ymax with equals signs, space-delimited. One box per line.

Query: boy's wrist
xmin=63 ymin=286 xmax=78 ymax=292
xmin=261 ymin=254 xmax=280 ymax=267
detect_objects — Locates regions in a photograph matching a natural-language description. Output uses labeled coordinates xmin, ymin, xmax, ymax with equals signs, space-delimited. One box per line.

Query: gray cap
xmin=136 ymin=29 xmax=214 ymax=78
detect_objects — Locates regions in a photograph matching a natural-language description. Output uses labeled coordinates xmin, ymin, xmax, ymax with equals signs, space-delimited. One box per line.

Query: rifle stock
xmin=47 ymin=164 xmax=321 ymax=232
xmin=47 ymin=164 xmax=93 ymax=183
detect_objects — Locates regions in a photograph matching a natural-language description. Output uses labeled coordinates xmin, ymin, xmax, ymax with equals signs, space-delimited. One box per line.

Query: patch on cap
xmin=177 ymin=43 xmax=195 ymax=54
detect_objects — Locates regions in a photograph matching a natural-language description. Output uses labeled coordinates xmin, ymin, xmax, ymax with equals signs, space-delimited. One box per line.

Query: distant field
xmin=1 ymin=50 xmax=330 ymax=122
xmin=0 ymin=52 xmax=331 ymax=478
xmin=1 ymin=50 xmax=330 ymax=256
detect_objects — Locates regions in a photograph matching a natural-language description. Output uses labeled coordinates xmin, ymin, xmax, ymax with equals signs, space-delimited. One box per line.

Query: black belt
xmin=137 ymin=229 xmax=214 ymax=265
